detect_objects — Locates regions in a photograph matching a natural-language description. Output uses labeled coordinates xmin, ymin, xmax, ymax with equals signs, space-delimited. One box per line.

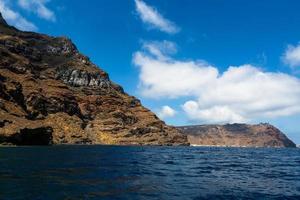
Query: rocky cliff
xmin=0 ymin=13 xmax=188 ymax=145
xmin=177 ymin=123 xmax=296 ymax=147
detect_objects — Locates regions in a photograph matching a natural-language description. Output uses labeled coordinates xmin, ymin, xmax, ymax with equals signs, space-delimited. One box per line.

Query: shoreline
xmin=0 ymin=143 xmax=298 ymax=148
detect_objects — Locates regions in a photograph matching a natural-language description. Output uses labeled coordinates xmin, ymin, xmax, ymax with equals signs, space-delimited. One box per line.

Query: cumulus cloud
xmin=183 ymin=65 xmax=300 ymax=123
xmin=157 ymin=105 xmax=176 ymax=119
xmin=18 ymin=0 xmax=55 ymax=21
xmin=282 ymin=43 xmax=300 ymax=68
xmin=133 ymin=40 xmax=300 ymax=124
xmin=133 ymin=41 xmax=218 ymax=98
xmin=0 ymin=0 xmax=37 ymax=31
xmin=134 ymin=0 xmax=179 ymax=34
xmin=182 ymin=102 xmax=246 ymax=124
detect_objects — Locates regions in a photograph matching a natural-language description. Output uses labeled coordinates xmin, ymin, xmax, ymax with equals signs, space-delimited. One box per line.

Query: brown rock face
xmin=0 ymin=13 xmax=188 ymax=145
xmin=177 ymin=123 xmax=296 ymax=147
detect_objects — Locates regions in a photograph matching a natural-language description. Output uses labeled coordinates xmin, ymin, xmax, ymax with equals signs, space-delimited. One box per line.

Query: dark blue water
xmin=0 ymin=146 xmax=300 ymax=200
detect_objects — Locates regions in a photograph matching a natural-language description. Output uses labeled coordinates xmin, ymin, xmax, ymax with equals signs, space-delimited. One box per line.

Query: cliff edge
xmin=0 ymin=13 xmax=188 ymax=145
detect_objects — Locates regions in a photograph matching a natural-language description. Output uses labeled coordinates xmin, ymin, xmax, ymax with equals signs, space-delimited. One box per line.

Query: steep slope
xmin=177 ymin=123 xmax=296 ymax=147
xmin=0 ymin=13 xmax=188 ymax=145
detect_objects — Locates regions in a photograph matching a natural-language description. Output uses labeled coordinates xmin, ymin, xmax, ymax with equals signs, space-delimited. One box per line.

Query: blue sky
xmin=1 ymin=0 xmax=300 ymax=143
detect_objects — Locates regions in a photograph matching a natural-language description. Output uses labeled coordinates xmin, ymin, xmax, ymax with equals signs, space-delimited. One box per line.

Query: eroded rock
xmin=56 ymin=67 xmax=111 ymax=88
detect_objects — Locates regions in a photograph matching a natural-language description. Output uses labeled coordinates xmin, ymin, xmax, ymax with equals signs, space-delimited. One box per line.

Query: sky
xmin=1 ymin=0 xmax=300 ymax=143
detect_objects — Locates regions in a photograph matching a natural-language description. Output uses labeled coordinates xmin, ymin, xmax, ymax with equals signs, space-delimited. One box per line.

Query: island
xmin=177 ymin=123 xmax=296 ymax=147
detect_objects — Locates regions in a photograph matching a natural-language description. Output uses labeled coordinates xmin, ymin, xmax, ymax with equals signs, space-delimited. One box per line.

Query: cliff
xmin=0 ymin=13 xmax=188 ymax=145
xmin=177 ymin=123 xmax=296 ymax=147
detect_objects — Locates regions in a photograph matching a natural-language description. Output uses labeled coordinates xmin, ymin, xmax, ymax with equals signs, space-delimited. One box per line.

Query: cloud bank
xmin=134 ymin=0 xmax=179 ymax=34
xmin=133 ymin=41 xmax=300 ymax=124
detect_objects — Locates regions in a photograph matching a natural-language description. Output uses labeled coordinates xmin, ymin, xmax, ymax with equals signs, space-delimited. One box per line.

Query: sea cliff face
xmin=0 ymin=13 xmax=188 ymax=146
xmin=177 ymin=123 xmax=296 ymax=147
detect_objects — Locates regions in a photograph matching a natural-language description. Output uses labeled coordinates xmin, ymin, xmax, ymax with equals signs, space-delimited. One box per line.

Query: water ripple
xmin=0 ymin=146 xmax=300 ymax=199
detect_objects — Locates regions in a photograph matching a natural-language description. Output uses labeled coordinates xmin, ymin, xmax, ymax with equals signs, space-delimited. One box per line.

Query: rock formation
xmin=0 ymin=13 xmax=188 ymax=145
xmin=177 ymin=123 xmax=296 ymax=147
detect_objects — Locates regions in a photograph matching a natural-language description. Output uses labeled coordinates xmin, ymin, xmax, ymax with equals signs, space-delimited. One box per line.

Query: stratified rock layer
xmin=0 ymin=13 xmax=188 ymax=145
xmin=177 ymin=123 xmax=296 ymax=147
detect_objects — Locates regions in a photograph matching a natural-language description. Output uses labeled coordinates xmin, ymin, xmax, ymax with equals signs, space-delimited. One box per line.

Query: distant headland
xmin=177 ymin=123 xmax=296 ymax=148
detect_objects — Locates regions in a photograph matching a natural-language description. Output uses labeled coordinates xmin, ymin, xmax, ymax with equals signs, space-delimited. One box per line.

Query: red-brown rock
xmin=0 ymin=13 xmax=188 ymax=146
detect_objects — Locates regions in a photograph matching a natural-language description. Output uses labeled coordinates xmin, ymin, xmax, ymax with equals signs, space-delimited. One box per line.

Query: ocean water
xmin=0 ymin=146 xmax=300 ymax=200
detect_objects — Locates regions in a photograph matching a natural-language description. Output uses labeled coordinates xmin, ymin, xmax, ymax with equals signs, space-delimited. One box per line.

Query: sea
xmin=0 ymin=146 xmax=300 ymax=200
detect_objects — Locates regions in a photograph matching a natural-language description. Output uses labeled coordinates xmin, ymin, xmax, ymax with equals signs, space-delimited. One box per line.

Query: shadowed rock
xmin=0 ymin=127 xmax=53 ymax=145
xmin=0 ymin=13 xmax=7 ymax=26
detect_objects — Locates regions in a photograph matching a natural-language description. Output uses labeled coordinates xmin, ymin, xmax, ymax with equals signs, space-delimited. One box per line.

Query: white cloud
xmin=0 ymin=0 xmax=37 ymax=31
xmin=157 ymin=105 xmax=176 ymax=119
xmin=18 ymin=0 xmax=55 ymax=21
xmin=142 ymin=40 xmax=178 ymax=61
xmin=283 ymin=43 xmax=300 ymax=68
xmin=134 ymin=0 xmax=179 ymax=34
xmin=133 ymin=41 xmax=218 ymax=98
xmin=133 ymin=40 xmax=300 ymax=124
xmin=183 ymin=65 xmax=300 ymax=123
xmin=182 ymin=102 xmax=246 ymax=124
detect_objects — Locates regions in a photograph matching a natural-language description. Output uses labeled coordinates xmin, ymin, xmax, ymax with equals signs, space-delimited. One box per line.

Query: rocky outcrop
xmin=177 ymin=123 xmax=296 ymax=147
xmin=55 ymin=67 xmax=112 ymax=88
xmin=0 ymin=13 xmax=188 ymax=146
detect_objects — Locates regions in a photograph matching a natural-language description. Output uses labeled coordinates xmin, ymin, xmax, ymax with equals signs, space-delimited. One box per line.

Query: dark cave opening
xmin=11 ymin=127 xmax=53 ymax=145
